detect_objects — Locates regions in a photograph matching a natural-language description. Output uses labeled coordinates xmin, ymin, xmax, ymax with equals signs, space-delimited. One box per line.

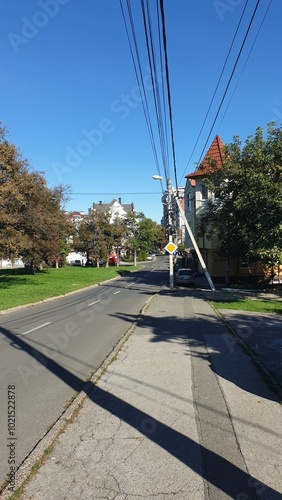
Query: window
xmin=240 ymin=259 xmax=256 ymax=269
xmin=202 ymin=184 xmax=208 ymax=199
xmin=187 ymin=194 xmax=193 ymax=211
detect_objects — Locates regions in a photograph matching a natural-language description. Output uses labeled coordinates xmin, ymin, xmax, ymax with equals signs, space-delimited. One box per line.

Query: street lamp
xmin=152 ymin=175 xmax=215 ymax=292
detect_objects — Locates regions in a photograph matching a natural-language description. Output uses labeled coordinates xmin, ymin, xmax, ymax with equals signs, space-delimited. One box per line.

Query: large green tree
xmin=73 ymin=211 xmax=109 ymax=265
xmin=123 ymin=213 xmax=165 ymax=262
xmin=0 ymin=124 xmax=70 ymax=268
xmin=199 ymin=124 xmax=282 ymax=271
xmin=136 ymin=213 xmax=160 ymax=253
xmin=123 ymin=212 xmax=140 ymax=264
xmin=73 ymin=212 xmax=126 ymax=266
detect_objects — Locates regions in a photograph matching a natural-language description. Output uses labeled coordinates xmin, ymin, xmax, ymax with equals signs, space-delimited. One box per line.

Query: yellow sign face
xmin=164 ymin=242 xmax=178 ymax=254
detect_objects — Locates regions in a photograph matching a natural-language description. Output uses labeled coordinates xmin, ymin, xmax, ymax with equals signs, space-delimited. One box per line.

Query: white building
xmin=89 ymin=198 xmax=135 ymax=222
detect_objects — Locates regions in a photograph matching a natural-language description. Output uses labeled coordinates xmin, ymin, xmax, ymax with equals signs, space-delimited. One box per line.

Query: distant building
xmin=89 ymin=198 xmax=135 ymax=223
xmin=161 ymin=187 xmax=185 ymax=244
xmin=66 ymin=211 xmax=85 ymax=229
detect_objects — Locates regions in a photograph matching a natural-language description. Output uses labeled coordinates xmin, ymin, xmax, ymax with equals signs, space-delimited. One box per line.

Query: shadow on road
xmin=1 ymin=297 xmax=281 ymax=499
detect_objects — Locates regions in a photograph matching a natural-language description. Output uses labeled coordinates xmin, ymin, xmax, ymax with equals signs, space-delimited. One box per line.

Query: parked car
xmin=108 ymin=253 xmax=120 ymax=266
xmin=175 ymin=268 xmax=195 ymax=286
xmin=85 ymin=259 xmax=105 ymax=267
xmin=72 ymin=260 xmax=82 ymax=266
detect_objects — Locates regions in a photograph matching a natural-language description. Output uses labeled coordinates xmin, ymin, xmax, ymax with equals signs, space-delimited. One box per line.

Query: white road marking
xmin=113 ymin=291 xmax=120 ymax=295
xmin=88 ymin=300 xmax=101 ymax=306
xmin=18 ymin=322 xmax=51 ymax=336
xmin=125 ymin=283 xmax=133 ymax=288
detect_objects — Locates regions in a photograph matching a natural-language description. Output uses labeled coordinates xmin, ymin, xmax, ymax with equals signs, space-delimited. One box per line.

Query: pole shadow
xmin=0 ymin=324 xmax=281 ymax=499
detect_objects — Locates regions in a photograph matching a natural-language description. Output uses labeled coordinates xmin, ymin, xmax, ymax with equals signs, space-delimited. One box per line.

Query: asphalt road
xmin=0 ymin=257 xmax=168 ymax=487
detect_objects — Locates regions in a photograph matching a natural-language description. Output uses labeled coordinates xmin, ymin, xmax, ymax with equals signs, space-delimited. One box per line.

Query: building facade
xmin=184 ymin=135 xmax=234 ymax=280
xmin=89 ymin=198 xmax=135 ymax=222
xmin=161 ymin=186 xmax=185 ymax=244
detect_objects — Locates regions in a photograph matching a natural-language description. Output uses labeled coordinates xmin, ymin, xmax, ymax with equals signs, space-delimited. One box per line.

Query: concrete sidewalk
xmin=3 ymin=289 xmax=282 ymax=500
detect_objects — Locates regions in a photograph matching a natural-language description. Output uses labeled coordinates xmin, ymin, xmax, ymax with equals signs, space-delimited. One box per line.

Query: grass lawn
xmin=210 ymin=298 xmax=282 ymax=315
xmin=0 ymin=265 xmax=137 ymax=311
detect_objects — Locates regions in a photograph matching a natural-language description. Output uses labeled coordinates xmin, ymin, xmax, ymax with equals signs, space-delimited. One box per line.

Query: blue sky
xmin=1 ymin=0 xmax=281 ymax=223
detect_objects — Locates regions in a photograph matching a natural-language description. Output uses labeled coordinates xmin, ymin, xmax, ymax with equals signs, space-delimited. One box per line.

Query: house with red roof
xmin=184 ymin=135 xmax=280 ymax=284
xmin=184 ymin=135 xmax=236 ymax=281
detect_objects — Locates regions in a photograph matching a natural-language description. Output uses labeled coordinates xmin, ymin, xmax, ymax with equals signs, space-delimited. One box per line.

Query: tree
xmin=136 ymin=213 xmax=160 ymax=253
xmin=73 ymin=212 xmax=126 ymax=267
xmin=199 ymin=124 xmax=282 ymax=274
xmin=123 ymin=212 xmax=140 ymax=265
xmin=155 ymin=223 xmax=167 ymax=250
xmin=73 ymin=211 xmax=108 ymax=265
xmin=103 ymin=216 xmax=125 ymax=267
xmin=0 ymin=123 xmax=70 ymax=269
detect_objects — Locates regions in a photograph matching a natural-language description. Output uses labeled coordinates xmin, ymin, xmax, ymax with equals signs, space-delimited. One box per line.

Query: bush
xmin=138 ymin=250 xmax=147 ymax=262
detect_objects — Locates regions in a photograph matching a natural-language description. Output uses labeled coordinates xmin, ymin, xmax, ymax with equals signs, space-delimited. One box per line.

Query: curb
xmin=0 ymin=293 xmax=157 ymax=499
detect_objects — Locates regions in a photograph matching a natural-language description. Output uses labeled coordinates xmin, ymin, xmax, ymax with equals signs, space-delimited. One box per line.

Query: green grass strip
xmin=0 ymin=266 xmax=137 ymax=311
xmin=210 ymin=299 xmax=282 ymax=315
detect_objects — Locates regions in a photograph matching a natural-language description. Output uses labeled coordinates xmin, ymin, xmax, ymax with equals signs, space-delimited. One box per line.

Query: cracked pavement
xmin=7 ymin=290 xmax=282 ymax=499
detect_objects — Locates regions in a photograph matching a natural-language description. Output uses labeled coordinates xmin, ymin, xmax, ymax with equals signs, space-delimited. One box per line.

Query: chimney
xmin=118 ymin=197 xmax=122 ymax=204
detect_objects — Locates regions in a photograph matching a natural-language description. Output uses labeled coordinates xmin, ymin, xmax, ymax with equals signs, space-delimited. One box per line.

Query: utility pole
xmin=171 ymin=187 xmax=215 ymax=291
xmin=167 ymin=178 xmax=174 ymax=290
xmin=153 ymin=175 xmax=215 ymax=292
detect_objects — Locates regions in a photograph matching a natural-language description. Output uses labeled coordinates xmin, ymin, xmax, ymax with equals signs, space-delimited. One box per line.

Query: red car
xmin=108 ymin=253 xmax=120 ymax=265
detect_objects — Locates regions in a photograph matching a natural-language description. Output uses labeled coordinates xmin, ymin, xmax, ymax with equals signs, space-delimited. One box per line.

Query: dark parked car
xmin=72 ymin=260 xmax=82 ymax=266
xmin=85 ymin=259 xmax=105 ymax=267
xmin=175 ymin=268 xmax=195 ymax=286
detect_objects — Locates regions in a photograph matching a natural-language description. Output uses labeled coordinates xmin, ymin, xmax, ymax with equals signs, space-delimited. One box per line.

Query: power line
xmin=217 ymin=0 xmax=273 ymax=131
xmin=119 ymin=0 xmax=164 ymax=191
xmin=71 ymin=192 xmax=162 ymax=195
xmin=141 ymin=0 xmax=169 ymax=180
xmin=120 ymin=0 xmax=178 ymax=191
xmin=180 ymin=0 xmax=250 ymax=183
xmin=159 ymin=0 xmax=178 ymax=190
xmin=194 ymin=0 xmax=262 ymax=171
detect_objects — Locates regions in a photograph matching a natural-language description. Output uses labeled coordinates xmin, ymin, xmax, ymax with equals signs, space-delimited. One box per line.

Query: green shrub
xmin=138 ymin=250 xmax=147 ymax=262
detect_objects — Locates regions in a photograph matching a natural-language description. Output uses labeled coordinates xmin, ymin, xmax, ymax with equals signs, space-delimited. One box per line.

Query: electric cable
xmin=179 ymin=0 xmax=250 ymax=183
xmin=141 ymin=0 xmax=169 ymax=180
xmin=71 ymin=192 xmax=161 ymax=195
xmin=119 ymin=0 xmax=164 ymax=191
xmin=217 ymin=0 xmax=273 ymax=132
xmin=195 ymin=0 xmax=262 ymax=171
xmin=159 ymin=0 xmax=178 ymax=190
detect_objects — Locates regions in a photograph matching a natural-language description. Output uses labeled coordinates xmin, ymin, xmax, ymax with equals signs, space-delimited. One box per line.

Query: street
xmin=7 ymin=282 xmax=282 ymax=500
xmin=1 ymin=257 xmax=282 ymax=499
xmin=0 ymin=258 xmax=168 ymax=488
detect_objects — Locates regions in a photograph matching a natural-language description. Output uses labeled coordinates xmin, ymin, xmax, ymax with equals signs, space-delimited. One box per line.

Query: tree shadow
xmin=0 ymin=322 xmax=281 ymax=499
xmin=0 ymin=276 xmax=31 ymax=288
xmin=110 ymin=289 xmax=281 ymax=403
xmin=0 ymin=268 xmax=47 ymax=276
xmin=0 ymin=268 xmax=48 ymax=289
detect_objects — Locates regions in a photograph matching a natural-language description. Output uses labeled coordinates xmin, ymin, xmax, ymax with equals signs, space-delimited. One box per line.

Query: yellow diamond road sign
xmin=165 ymin=242 xmax=178 ymax=254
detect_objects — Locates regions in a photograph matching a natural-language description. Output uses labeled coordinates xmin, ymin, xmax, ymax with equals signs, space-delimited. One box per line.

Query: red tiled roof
xmin=185 ymin=135 xmax=224 ymax=179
